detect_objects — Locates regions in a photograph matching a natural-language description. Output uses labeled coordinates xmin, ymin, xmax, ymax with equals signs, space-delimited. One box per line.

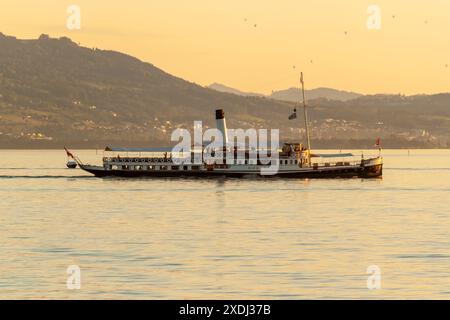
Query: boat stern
xmin=360 ymin=156 xmax=383 ymax=178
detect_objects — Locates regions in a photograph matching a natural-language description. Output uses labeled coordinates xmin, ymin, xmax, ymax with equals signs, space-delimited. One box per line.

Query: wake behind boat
xmin=67 ymin=74 xmax=383 ymax=179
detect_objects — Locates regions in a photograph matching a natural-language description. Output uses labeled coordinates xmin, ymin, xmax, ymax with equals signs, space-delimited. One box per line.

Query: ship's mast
xmin=300 ymin=72 xmax=312 ymax=153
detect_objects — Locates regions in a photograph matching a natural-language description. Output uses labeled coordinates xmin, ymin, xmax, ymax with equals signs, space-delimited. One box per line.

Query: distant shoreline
xmin=0 ymin=140 xmax=447 ymax=150
xmin=0 ymin=140 xmax=450 ymax=150
xmin=1 ymin=146 xmax=448 ymax=151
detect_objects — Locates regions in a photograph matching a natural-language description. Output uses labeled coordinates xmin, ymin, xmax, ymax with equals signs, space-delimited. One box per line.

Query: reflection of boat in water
xmin=67 ymin=74 xmax=382 ymax=179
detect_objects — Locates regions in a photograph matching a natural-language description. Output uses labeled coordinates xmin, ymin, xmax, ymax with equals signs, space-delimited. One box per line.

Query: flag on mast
xmin=64 ymin=147 xmax=74 ymax=159
xmin=288 ymin=108 xmax=297 ymax=120
xmin=375 ymin=138 xmax=381 ymax=147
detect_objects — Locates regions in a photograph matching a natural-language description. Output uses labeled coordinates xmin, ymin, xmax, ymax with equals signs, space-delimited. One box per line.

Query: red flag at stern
xmin=375 ymin=138 xmax=381 ymax=147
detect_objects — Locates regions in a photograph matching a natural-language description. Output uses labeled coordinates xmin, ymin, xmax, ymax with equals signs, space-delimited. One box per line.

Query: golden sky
xmin=1 ymin=0 xmax=449 ymax=95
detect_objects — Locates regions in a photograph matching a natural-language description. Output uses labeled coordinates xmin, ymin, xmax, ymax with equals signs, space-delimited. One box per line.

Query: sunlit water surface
xmin=0 ymin=149 xmax=449 ymax=299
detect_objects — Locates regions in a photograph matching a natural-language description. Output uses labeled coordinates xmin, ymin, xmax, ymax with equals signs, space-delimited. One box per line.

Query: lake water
xmin=0 ymin=149 xmax=449 ymax=299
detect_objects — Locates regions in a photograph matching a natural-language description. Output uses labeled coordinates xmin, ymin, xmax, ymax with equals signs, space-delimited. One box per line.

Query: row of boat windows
xmin=105 ymin=157 xmax=172 ymax=163
xmin=224 ymin=159 xmax=300 ymax=165
xmin=108 ymin=160 xmax=300 ymax=171
xmin=313 ymin=162 xmax=352 ymax=168
xmin=109 ymin=165 xmax=201 ymax=171
xmin=105 ymin=158 xmax=300 ymax=166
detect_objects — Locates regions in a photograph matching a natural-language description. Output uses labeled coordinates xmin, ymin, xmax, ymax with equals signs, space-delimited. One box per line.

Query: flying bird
xmin=254 ymin=24 xmax=257 ymax=28
xmin=344 ymin=31 xmax=348 ymax=35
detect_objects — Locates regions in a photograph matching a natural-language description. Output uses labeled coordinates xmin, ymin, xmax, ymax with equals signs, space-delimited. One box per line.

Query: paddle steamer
xmin=68 ymin=74 xmax=383 ymax=179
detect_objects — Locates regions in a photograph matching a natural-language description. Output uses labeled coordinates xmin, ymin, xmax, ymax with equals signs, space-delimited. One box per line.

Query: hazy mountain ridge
xmin=207 ymin=83 xmax=264 ymax=97
xmin=208 ymin=83 xmax=362 ymax=102
xmin=0 ymin=33 xmax=294 ymax=147
xmin=270 ymin=87 xmax=362 ymax=102
xmin=0 ymin=33 xmax=449 ymax=148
